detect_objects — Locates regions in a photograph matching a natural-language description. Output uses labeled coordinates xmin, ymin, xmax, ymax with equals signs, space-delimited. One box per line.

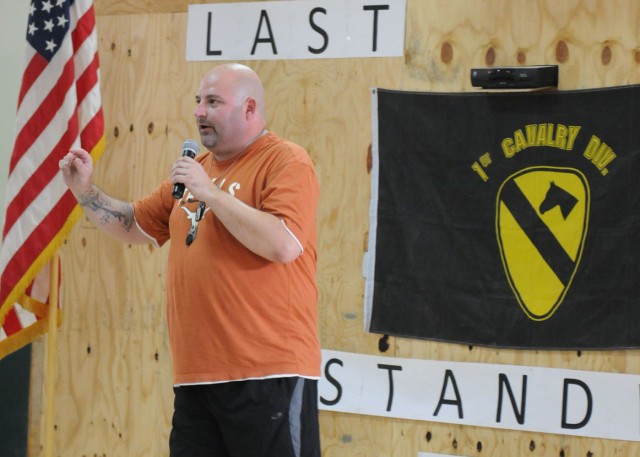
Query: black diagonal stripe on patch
xmin=501 ymin=179 xmax=574 ymax=285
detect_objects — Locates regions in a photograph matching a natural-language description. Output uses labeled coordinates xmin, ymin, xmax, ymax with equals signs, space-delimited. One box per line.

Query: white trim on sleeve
xmin=280 ymin=218 xmax=303 ymax=255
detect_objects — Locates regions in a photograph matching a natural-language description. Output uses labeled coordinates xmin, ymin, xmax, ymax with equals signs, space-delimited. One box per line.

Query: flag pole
xmin=44 ymin=255 xmax=59 ymax=457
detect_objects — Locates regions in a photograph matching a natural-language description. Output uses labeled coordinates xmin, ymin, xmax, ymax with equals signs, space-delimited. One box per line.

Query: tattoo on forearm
xmin=79 ymin=190 xmax=135 ymax=232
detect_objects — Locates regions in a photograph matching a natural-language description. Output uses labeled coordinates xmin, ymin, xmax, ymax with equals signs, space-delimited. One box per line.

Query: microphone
xmin=172 ymin=139 xmax=200 ymax=199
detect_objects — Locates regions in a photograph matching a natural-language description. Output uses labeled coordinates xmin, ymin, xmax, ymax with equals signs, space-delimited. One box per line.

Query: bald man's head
xmin=204 ymin=64 xmax=266 ymax=118
xmin=194 ymin=64 xmax=268 ymax=159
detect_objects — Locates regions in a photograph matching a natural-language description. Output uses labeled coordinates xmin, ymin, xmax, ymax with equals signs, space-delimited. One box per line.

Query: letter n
xmin=496 ymin=373 xmax=527 ymax=424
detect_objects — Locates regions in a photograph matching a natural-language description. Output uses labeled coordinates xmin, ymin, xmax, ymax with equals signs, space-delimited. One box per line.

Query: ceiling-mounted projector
xmin=471 ymin=65 xmax=558 ymax=89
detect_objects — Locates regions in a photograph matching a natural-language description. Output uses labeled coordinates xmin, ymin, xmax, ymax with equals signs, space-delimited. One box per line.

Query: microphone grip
xmin=172 ymin=148 xmax=197 ymax=199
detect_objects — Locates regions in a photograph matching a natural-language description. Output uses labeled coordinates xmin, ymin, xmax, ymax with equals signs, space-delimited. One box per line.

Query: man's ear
xmin=245 ymin=97 xmax=257 ymax=118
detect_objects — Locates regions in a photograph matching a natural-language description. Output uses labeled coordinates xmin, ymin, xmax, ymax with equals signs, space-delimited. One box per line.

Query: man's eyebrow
xmin=196 ymin=94 xmax=219 ymax=101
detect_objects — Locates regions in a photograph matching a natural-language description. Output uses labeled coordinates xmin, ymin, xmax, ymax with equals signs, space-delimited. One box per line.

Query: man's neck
xmin=213 ymin=127 xmax=267 ymax=162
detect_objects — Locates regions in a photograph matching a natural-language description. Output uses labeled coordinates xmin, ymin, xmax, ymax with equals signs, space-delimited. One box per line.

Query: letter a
xmin=251 ymin=10 xmax=278 ymax=55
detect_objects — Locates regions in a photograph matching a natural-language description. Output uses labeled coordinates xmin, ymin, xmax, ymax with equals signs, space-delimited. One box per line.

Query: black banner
xmin=364 ymin=86 xmax=640 ymax=349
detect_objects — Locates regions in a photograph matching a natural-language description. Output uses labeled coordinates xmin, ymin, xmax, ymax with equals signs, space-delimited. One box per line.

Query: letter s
xmin=308 ymin=7 xmax=328 ymax=54
xmin=320 ymin=358 xmax=343 ymax=406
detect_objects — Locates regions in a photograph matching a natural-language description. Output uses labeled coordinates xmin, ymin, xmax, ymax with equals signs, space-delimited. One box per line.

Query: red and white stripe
xmin=0 ymin=0 xmax=104 ymax=356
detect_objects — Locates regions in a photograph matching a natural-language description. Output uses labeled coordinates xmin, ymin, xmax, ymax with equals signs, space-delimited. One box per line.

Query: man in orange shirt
xmin=60 ymin=63 xmax=321 ymax=457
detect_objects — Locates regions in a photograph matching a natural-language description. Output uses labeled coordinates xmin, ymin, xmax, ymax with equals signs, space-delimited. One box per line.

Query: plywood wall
xmin=31 ymin=0 xmax=640 ymax=455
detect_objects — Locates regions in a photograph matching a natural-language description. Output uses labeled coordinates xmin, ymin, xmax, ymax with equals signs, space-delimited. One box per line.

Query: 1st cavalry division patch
xmin=496 ymin=167 xmax=589 ymax=320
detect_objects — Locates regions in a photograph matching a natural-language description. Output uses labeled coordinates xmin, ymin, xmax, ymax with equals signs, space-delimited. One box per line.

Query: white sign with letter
xmin=319 ymin=349 xmax=640 ymax=442
xmin=186 ymin=0 xmax=406 ymax=61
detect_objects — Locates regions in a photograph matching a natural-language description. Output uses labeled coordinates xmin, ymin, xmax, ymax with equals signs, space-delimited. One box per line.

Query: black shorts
xmin=169 ymin=377 xmax=320 ymax=457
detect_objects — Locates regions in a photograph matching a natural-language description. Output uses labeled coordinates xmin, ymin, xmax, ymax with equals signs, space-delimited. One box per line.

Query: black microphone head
xmin=182 ymin=139 xmax=199 ymax=158
xmin=173 ymin=140 xmax=201 ymax=199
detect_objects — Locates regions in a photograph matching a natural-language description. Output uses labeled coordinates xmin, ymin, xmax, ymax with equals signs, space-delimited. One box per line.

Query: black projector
xmin=470 ymin=65 xmax=558 ymax=89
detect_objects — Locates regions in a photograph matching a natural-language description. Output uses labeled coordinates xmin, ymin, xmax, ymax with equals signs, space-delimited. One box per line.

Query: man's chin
xmin=198 ymin=133 xmax=217 ymax=149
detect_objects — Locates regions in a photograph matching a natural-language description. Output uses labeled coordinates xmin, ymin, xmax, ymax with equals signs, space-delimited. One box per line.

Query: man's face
xmin=194 ymin=72 xmax=245 ymax=156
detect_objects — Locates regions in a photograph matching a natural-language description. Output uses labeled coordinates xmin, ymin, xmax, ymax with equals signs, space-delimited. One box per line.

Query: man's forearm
xmin=206 ymin=189 xmax=302 ymax=263
xmin=76 ymin=186 xmax=149 ymax=244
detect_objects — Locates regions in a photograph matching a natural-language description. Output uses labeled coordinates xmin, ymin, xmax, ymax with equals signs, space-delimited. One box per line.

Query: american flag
xmin=0 ymin=0 xmax=104 ymax=358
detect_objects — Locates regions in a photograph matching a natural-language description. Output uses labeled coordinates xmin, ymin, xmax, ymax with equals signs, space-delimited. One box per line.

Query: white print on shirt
xmin=182 ymin=178 xmax=301 ymax=253
xmin=180 ymin=205 xmax=201 ymax=232
xmin=182 ymin=178 xmax=240 ymax=223
xmin=184 ymin=178 xmax=241 ymax=201
xmin=212 ymin=178 xmax=241 ymax=196
xmin=180 ymin=203 xmax=211 ymax=220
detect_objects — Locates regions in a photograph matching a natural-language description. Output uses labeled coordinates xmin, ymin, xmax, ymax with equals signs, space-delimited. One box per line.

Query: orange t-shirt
xmin=133 ymin=133 xmax=321 ymax=384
